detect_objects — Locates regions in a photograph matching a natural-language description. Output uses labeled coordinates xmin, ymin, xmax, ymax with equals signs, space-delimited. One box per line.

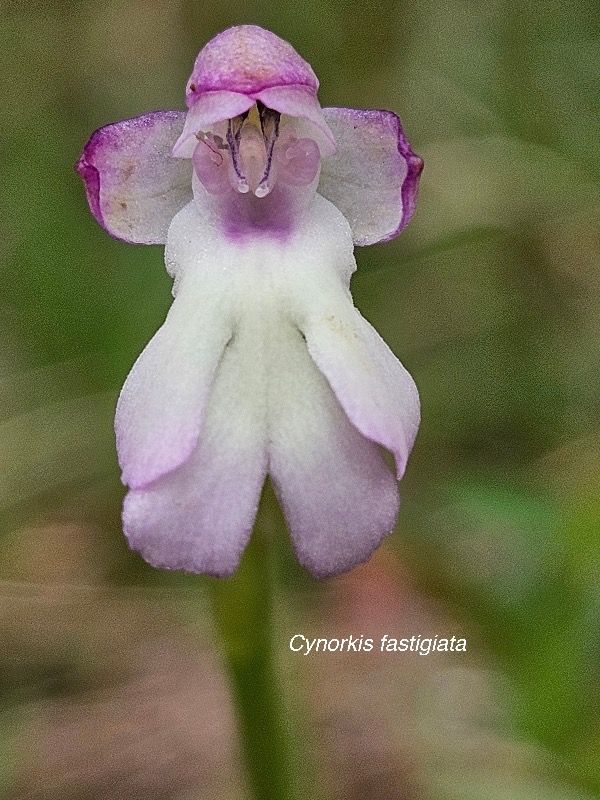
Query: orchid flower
xmin=77 ymin=25 xmax=423 ymax=578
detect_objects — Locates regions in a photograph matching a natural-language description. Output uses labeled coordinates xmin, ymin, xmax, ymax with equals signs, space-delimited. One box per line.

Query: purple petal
xmin=318 ymin=108 xmax=423 ymax=246
xmin=268 ymin=319 xmax=399 ymax=578
xmin=77 ymin=111 xmax=192 ymax=244
xmin=185 ymin=25 xmax=318 ymax=104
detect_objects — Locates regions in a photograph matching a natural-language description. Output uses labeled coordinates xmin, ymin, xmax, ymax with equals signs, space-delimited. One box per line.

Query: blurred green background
xmin=1 ymin=0 xmax=599 ymax=798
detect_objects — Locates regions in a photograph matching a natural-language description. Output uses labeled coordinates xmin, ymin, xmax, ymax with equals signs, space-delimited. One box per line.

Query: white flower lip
xmin=76 ymin=25 xmax=423 ymax=577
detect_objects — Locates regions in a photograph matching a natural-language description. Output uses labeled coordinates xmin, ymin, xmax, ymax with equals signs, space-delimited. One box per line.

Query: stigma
xmin=192 ymin=102 xmax=321 ymax=198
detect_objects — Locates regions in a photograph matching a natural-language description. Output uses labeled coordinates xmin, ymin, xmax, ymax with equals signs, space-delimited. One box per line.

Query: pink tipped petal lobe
xmin=186 ymin=25 xmax=318 ymax=104
xmin=122 ymin=318 xmax=268 ymax=576
xmin=318 ymin=108 xmax=423 ymax=246
xmin=268 ymin=316 xmax=399 ymax=578
xmin=77 ymin=111 xmax=192 ymax=244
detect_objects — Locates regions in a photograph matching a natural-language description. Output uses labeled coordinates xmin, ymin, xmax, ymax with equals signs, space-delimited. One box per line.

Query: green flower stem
xmin=209 ymin=526 xmax=301 ymax=800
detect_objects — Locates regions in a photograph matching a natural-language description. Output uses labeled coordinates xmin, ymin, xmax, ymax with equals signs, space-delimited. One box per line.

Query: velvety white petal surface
xmin=77 ymin=111 xmax=192 ymax=244
xmin=318 ymin=108 xmax=423 ymax=245
xmin=123 ymin=303 xmax=268 ymax=576
xmin=116 ymin=208 xmax=237 ymax=489
xmin=263 ymin=194 xmax=410 ymax=575
xmin=120 ymin=200 xmax=270 ymax=575
xmin=268 ymin=315 xmax=400 ymax=578
xmin=303 ymin=308 xmax=420 ymax=480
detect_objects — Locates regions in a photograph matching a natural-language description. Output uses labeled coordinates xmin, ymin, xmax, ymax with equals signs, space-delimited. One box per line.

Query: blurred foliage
xmin=1 ymin=0 xmax=599 ymax=798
